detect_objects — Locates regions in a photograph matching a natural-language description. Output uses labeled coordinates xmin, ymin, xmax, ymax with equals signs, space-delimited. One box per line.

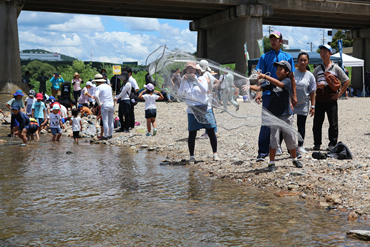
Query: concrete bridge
xmin=1 ymin=0 xmax=370 ymax=102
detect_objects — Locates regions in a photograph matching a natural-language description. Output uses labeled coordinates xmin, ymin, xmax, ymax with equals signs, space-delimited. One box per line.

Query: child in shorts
xmin=257 ymin=60 xmax=303 ymax=172
xmin=26 ymin=118 xmax=40 ymax=141
xmin=49 ymin=104 xmax=65 ymax=141
xmin=70 ymin=109 xmax=82 ymax=142
xmin=10 ymin=103 xmax=30 ymax=144
xmin=32 ymin=93 xmax=47 ymax=132
xmin=138 ymin=83 xmax=164 ymax=136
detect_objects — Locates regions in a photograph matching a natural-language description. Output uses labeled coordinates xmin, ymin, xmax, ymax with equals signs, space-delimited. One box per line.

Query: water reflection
xmin=0 ymin=127 xmax=368 ymax=246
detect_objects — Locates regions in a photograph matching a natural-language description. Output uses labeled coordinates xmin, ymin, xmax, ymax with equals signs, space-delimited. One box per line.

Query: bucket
xmin=136 ymin=127 xmax=146 ymax=134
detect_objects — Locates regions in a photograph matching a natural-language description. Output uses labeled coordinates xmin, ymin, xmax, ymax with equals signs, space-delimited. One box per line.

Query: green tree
xmin=263 ymin=36 xmax=285 ymax=53
xmin=330 ymin=30 xmax=353 ymax=51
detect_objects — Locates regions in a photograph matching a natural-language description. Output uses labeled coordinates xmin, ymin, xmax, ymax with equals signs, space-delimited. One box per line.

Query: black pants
xmin=312 ymin=101 xmax=338 ymax=147
xmin=129 ymin=105 xmax=135 ymax=128
xmin=188 ymin=128 xmax=217 ymax=156
xmin=296 ymin=114 xmax=307 ymax=147
xmin=39 ymin=83 xmax=46 ymax=95
xmin=119 ymin=100 xmax=131 ymax=131
xmin=74 ymin=90 xmax=81 ymax=103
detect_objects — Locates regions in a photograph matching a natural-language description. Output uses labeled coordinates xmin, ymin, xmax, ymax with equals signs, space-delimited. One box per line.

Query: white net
xmin=147 ymin=48 xmax=302 ymax=141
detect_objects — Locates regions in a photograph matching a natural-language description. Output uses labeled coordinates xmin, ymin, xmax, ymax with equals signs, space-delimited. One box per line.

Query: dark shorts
xmin=51 ymin=127 xmax=62 ymax=135
xmin=36 ymin=118 xmax=44 ymax=126
xmin=145 ymin=109 xmax=157 ymax=119
xmin=25 ymin=124 xmax=39 ymax=134
xmin=73 ymin=131 xmax=79 ymax=139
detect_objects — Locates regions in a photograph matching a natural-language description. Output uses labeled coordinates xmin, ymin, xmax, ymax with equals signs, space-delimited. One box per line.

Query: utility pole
xmin=268 ymin=26 xmax=274 ymax=34
xmin=307 ymin=42 xmax=313 ymax=52
xmin=321 ymin=30 xmax=326 ymax=45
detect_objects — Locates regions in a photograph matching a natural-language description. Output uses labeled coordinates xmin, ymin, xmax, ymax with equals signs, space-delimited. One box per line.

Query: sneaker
xmin=146 ymin=133 xmax=152 ymax=136
xmin=189 ymin=156 xmax=196 ymax=163
xmin=313 ymin=145 xmax=320 ymax=151
xmin=276 ymin=148 xmax=282 ymax=156
xmin=153 ymin=128 xmax=157 ymax=136
xmin=199 ymin=133 xmax=208 ymax=139
xmin=256 ymin=154 xmax=265 ymax=162
xmin=135 ymin=122 xmax=140 ymax=126
xmin=213 ymin=153 xmax=220 ymax=161
xmin=99 ymin=136 xmax=109 ymax=141
xmin=297 ymin=146 xmax=307 ymax=153
xmin=108 ymin=135 xmax=112 ymax=139
xmin=293 ymin=159 xmax=303 ymax=168
xmin=327 ymin=145 xmax=335 ymax=151
xmin=268 ymin=164 xmax=276 ymax=172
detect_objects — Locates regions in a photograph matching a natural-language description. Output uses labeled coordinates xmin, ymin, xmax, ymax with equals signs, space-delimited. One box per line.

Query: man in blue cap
xmin=254 ymin=31 xmax=297 ymax=161
xmin=312 ymin=44 xmax=350 ymax=151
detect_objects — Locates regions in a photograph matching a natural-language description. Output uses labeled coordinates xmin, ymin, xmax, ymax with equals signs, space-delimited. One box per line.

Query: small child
xmin=138 ymin=83 xmax=164 ymax=136
xmin=257 ymin=60 xmax=303 ymax=172
xmin=25 ymin=90 xmax=36 ymax=117
xmin=69 ymin=109 xmax=82 ymax=142
xmin=49 ymin=104 xmax=65 ymax=141
xmin=10 ymin=103 xmax=30 ymax=144
xmin=32 ymin=93 xmax=48 ymax=131
xmin=26 ymin=118 xmax=40 ymax=141
xmin=6 ymin=90 xmax=25 ymax=137
xmin=78 ymin=104 xmax=92 ymax=117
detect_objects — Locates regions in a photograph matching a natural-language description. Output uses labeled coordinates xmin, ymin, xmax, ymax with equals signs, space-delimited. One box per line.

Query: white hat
xmin=92 ymin=74 xmax=106 ymax=83
xmin=196 ymin=59 xmax=211 ymax=73
xmin=86 ymin=81 xmax=92 ymax=86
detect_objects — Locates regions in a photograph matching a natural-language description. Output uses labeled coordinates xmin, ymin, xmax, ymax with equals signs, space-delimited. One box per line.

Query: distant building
xmin=282 ymin=40 xmax=289 ymax=50
xmin=20 ymin=49 xmax=62 ymax=61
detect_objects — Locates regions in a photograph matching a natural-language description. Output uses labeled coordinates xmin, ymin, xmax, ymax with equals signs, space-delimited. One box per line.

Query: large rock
xmin=346 ymin=230 xmax=370 ymax=241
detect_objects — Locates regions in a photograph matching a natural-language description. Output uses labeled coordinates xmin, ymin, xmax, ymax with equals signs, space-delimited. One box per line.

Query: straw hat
xmin=73 ymin=72 xmax=80 ymax=78
xmin=92 ymin=74 xmax=106 ymax=83
xmin=196 ymin=59 xmax=211 ymax=73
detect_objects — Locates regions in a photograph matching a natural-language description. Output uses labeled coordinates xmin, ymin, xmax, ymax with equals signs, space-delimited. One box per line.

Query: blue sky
xmin=18 ymin=11 xmax=332 ymax=65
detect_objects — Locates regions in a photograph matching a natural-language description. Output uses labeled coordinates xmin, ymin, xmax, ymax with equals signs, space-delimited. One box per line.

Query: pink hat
xmin=144 ymin=83 xmax=154 ymax=91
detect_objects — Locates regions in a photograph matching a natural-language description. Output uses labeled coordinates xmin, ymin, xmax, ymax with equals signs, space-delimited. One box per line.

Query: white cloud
xmin=118 ymin=17 xmax=161 ymax=31
xmin=47 ymin=15 xmax=105 ymax=32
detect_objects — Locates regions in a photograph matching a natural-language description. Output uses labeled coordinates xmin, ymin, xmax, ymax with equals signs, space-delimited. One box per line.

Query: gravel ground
xmin=2 ymin=97 xmax=370 ymax=215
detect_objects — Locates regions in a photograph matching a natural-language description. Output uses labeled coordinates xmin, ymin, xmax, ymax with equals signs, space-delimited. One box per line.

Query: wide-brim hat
xmin=182 ymin=62 xmax=201 ymax=74
xmin=196 ymin=59 xmax=211 ymax=73
xmin=92 ymin=74 xmax=106 ymax=83
xmin=13 ymin=90 xmax=24 ymax=97
xmin=73 ymin=72 xmax=80 ymax=78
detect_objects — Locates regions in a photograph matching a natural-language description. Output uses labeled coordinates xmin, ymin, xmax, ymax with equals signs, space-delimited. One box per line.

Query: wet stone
xmin=346 ymin=230 xmax=370 ymax=241
xmin=66 ymin=151 xmax=73 ymax=155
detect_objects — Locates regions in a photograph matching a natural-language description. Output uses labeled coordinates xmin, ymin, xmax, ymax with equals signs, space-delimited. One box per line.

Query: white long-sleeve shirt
xmin=95 ymin=83 xmax=114 ymax=108
xmin=178 ymin=74 xmax=210 ymax=113
xmin=115 ymin=82 xmax=131 ymax=101
xmin=88 ymin=84 xmax=96 ymax=102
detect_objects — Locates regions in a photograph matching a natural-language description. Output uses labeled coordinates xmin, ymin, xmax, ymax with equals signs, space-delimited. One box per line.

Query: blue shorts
xmin=36 ymin=118 xmax=44 ymax=126
xmin=25 ymin=124 xmax=39 ymax=134
xmin=187 ymin=109 xmax=217 ymax=132
xmin=145 ymin=109 xmax=157 ymax=119
xmin=51 ymin=127 xmax=62 ymax=135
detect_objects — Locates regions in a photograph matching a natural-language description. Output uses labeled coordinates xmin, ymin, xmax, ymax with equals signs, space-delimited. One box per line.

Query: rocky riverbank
xmin=2 ymin=97 xmax=370 ymax=217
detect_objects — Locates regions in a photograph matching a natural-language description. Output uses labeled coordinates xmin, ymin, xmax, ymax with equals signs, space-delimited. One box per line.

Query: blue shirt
xmin=32 ymin=101 xmax=46 ymax=119
xmin=256 ymin=49 xmax=295 ymax=95
xmin=14 ymin=111 xmax=30 ymax=131
xmin=50 ymin=77 xmax=64 ymax=90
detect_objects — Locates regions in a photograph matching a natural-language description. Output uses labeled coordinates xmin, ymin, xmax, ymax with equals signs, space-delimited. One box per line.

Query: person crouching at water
xmin=138 ymin=83 xmax=164 ymax=136
xmin=178 ymin=62 xmax=220 ymax=163
xmin=10 ymin=103 xmax=30 ymax=144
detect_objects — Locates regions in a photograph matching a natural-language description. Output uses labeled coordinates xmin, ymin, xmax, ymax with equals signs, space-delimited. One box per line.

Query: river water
xmin=0 ymin=127 xmax=369 ymax=246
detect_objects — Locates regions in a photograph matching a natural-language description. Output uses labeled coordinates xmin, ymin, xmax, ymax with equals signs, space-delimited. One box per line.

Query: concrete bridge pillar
xmin=351 ymin=28 xmax=370 ymax=92
xmin=0 ymin=0 xmax=27 ymax=107
xmin=190 ymin=4 xmax=272 ymax=75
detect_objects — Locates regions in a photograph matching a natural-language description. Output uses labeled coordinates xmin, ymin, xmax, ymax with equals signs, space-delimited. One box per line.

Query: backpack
xmin=321 ymin=64 xmax=341 ymax=92
xmin=128 ymin=88 xmax=139 ymax=106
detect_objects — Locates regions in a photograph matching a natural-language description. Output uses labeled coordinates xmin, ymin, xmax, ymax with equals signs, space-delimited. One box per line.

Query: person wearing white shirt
xmin=123 ymin=67 xmax=139 ymax=129
xmin=114 ymin=72 xmax=132 ymax=132
xmin=222 ymin=68 xmax=239 ymax=111
xmin=93 ymin=74 xmax=114 ymax=140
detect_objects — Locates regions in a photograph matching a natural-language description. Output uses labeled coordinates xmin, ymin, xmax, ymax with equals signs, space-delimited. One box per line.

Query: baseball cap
xmin=86 ymin=81 xmax=92 ymax=86
xmin=29 ymin=89 xmax=36 ymax=96
xmin=11 ymin=103 xmax=21 ymax=110
xmin=48 ymin=96 xmax=55 ymax=102
xmin=52 ymin=104 xmax=60 ymax=110
xmin=273 ymin=60 xmax=291 ymax=72
xmin=36 ymin=93 xmax=43 ymax=100
xmin=144 ymin=83 xmax=154 ymax=91
xmin=269 ymin=31 xmax=282 ymax=39
xmin=54 ymin=73 xmax=59 ymax=77
xmin=318 ymin=44 xmax=333 ymax=53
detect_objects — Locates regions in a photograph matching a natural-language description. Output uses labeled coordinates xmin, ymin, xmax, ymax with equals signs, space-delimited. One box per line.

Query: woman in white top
xmin=293 ymin=52 xmax=316 ymax=153
xmin=93 ymin=74 xmax=114 ymax=140
xmin=114 ymin=72 xmax=132 ymax=133
xmin=178 ymin=62 xmax=220 ymax=163
xmin=72 ymin=72 xmax=83 ymax=103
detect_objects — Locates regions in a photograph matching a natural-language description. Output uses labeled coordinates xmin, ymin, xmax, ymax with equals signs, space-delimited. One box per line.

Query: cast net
xmin=147 ymin=48 xmax=302 ymax=141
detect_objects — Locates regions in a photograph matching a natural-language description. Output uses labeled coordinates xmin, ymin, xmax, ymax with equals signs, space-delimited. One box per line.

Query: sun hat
xmin=36 ymin=93 xmax=43 ymax=100
xmin=73 ymin=72 xmax=80 ymax=78
xmin=52 ymin=104 xmax=60 ymax=110
xmin=48 ymin=96 xmax=56 ymax=102
xmin=273 ymin=60 xmax=291 ymax=72
xmin=11 ymin=103 xmax=21 ymax=110
xmin=117 ymin=72 xmax=129 ymax=82
xmin=196 ymin=59 xmax=212 ymax=73
xmin=318 ymin=44 xmax=333 ymax=53
xmin=182 ymin=62 xmax=201 ymax=74
xmin=29 ymin=89 xmax=36 ymax=96
xmin=13 ymin=90 xmax=24 ymax=97
xmin=144 ymin=83 xmax=154 ymax=91
xmin=86 ymin=81 xmax=92 ymax=86
xmin=92 ymin=74 xmax=106 ymax=83
xmin=269 ymin=31 xmax=282 ymax=39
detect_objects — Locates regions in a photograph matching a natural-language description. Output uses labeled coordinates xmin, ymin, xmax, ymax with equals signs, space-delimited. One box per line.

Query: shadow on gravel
xmin=175 ymin=138 xmax=188 ymax=142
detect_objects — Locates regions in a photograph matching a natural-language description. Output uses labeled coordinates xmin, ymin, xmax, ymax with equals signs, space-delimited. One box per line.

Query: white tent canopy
xmin=332 ymin=53 xmax=365 ymax=96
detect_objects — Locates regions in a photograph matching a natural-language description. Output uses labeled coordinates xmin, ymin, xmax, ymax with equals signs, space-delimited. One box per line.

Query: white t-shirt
xmin=60 ymin=105 xmax=68 ymax=118
xmin=129 ymin=76 xmax=139 ymax=91
xmin=95 ymin=83 xmax=114 ymax=108
xmin=25 ymin=96 xmax=35 ymax=115
xmin=143 ymin=94 xmax=160 ymax=110
xmin=78 ymin=87 xmax=89 ymax=104
xmin=88 ymin=84 xmax=96 ymax=102
xmin=49 ymin=113 xmax=61 ymax=128
xmin=71 ymin=117 xmax=82 ymax=132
